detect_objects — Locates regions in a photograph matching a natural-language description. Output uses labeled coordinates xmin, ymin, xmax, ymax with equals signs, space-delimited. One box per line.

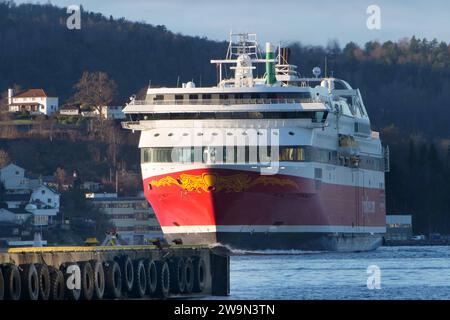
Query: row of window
xmin=109 ymin=213 xmax=155 ymax=220
xmin=141 ymin=146 xmax=386 ymax=171
xmin=135 ymin=212 xmax=155 ymax=220
xmin=110 ymin=214 xmax=135 ymax=219
xmin=135 ymin=226 xmax=162 ymax=232
xmin=135 ymin=111 xmax=328 ymax=122
xmin=151 ymin=92 xmax=312 ymax=101
xmin=94 ymin=202 xmax=148 ymax=209
xmin=116 ymin=226 xmax=162 ymax=232
xmin=142 ymin=146 xmax=303 ymax=164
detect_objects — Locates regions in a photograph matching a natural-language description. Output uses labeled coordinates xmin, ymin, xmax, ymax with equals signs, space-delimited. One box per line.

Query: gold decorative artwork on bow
xmin=149 ymin=173 xmax=299 ymax=193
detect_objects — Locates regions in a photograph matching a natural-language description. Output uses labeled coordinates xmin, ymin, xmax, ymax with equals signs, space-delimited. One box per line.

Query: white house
xmin=8 ymin=88 xmax=59 ymax=116
xmin=92 ymin=105 xmax=125 ymax=120
xmin=0 ymin=163 xmax=30 ymax=191
xmin=1 ymin=164 xmax=60 ymax=227
xmin=14 ymin=185 xmax=60 ymax=227
xmin=3 ymin=188 xmax=59 ymax=227
xmin=0 ymin=208 xmax=31 ymax=225
xmin=27 ymin=185 xmax=60 ymax=219
xmin=101 ymin=105 xmax=125 ymax=120
xmin=4 ymin=193 xmax=31 ymax=209
xmin=59 ymin=105 xmax=80 ymax=116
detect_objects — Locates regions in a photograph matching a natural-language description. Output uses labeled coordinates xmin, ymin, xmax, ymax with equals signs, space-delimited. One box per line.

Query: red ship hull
xmin=143 ymin=168 xmax=386 ymax=251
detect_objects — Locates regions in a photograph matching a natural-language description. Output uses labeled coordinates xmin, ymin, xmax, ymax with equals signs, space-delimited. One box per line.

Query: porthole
xmin=168 ymin=133 xmax=173 ymax=137
xmin=154 ymin=133 xmax=160 ymax=137
xmin=289 ymin=132 xmax=295 ymax=136
xmin=183 ymin=133 xmax=189 ymax=136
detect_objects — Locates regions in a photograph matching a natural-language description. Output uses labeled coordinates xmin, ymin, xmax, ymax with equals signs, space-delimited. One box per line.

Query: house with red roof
xmin=7 ymin=88 xmax=59 ymax=116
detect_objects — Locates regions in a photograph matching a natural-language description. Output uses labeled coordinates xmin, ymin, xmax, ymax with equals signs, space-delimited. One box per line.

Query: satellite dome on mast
xmin=313 ymin=67 xmax=322 ymax=78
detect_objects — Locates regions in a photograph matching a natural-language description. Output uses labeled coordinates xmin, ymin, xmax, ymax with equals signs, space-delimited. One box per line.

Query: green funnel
xmin=265 ymin=42 xmax=276 ymax=85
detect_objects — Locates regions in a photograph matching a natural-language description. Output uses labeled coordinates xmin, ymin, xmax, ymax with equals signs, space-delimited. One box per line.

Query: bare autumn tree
xmin=72 ymin=71 xmax=118 ymax=114
xmin=135 ymin=86 xmax=148 ymax=100
xmin=54 ymin=167 xmax=67 ymax=191
xmin=119 ymin=170 xmax=140 ymax=196
xmin=0 ymin=91 xmax=7 ymax=112
xmin=106 ymin=123 xmax=123 ymax=170
xmin=0 ymin=149 xmax=10 ymax=168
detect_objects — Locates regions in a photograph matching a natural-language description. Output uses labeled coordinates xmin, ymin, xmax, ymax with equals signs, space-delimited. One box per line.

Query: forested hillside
xmin=1 ymin=1 xmax=450 ymax=233
xmin=0 ymin=1 xmax=227 ymax=101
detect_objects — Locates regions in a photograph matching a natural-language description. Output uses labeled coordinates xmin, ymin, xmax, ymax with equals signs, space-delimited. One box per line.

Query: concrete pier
xmin=0 ymin=244 xmax=230 ymax=300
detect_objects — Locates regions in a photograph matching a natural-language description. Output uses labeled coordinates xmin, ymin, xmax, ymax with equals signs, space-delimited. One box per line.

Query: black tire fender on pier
xmin=80 ymin=262 xmax=95 ymax=300
xmin=63 ymin=263 xmax=81 ymax=300
xmin=49 ymin=268 xmax=65 ymax=300
xmin=155 ymin=260 xmax=170 ymax=298
xmin=132 ymin=260 xmax=147 ymax=298
xmin=119 ymin=256 xmax=134 ymax=293
xmin=4 ymin=264 xmax=21 ymax=300
xmin=184 ymin=258 xmax=194 ymax=294
xmin=0 ymin=266 xmax=4 ymax=300
xmin=146 ymin=259 xmax=158 ymax=296
xmin=91 ymin=260 xmax=105 ymax=300
xmin=20 ymin=264 xmax=39 ymax=300
xmin=193 ymin=257 xmax=207 ymax=293
xmin=36 ymin=264 xmax=51 ymax=300
xmin=169 ymin=257 xmax=186 ymax=294
xmin=105 ymin=260 xmax=122 ymax=299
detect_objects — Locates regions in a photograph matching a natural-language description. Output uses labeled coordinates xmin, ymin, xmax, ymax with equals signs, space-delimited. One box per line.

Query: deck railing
xmin=129 ymin=98 xmax=318 ymax=106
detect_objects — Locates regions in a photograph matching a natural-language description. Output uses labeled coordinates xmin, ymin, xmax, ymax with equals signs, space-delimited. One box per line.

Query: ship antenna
xmin=278 ymin=42 xmax=281 ymax=65
xmin=324 ymin=57 xmax=328 ymax=78
xmin=176 ymin=76 xmax=180 ymax=88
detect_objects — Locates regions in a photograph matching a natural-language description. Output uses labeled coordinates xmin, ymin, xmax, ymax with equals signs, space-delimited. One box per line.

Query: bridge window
xmin=354 ymin=122 xmax=371 ymax=135
xmin=279 ymin=147 xmax=305 ymax=161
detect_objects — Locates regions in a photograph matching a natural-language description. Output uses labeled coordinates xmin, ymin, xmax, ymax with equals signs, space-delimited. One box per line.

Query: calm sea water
xmin=219 ymin=246 xmax=450 ymax=300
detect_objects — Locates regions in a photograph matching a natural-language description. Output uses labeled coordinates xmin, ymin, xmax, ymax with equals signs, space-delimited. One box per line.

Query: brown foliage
xmin=72 ymin=71 xmax=118 ymax=112
xmin=0 ymin=149 xmax=10 ymax=168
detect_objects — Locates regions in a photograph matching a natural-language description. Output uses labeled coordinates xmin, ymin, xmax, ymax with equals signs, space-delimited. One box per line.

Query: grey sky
xmin=13 ymin=0 xmax=450 ymax=46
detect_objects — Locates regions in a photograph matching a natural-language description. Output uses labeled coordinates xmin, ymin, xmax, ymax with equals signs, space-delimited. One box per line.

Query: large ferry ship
xmin=122 ymin=33 xmax=389 ymax=251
